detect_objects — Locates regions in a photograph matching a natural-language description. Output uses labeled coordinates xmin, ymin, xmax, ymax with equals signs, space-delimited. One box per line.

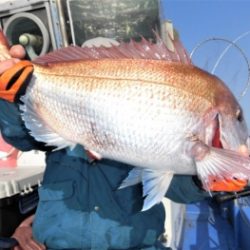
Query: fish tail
xmin=194 ymin=145 xmax=250 ymax=191
xmin=0 ymin=29 xmax=12 ymax=61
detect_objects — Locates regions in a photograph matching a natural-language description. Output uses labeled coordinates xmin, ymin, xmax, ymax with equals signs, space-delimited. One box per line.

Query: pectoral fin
xmin=193 ymin=143 xmax=250 ymax=191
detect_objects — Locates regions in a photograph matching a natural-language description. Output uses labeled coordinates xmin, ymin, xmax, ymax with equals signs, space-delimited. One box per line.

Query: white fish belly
xmin=22 ymin=73 xmax=208 ymax=175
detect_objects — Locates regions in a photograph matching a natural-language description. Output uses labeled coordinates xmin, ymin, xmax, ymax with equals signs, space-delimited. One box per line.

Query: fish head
xmin=215 ymin=83 xmax=249 ymax=153
xmin=218 ymin=106 xmax=248 ymax=150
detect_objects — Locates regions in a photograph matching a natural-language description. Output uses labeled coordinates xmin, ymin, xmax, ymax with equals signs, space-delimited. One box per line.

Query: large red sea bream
xmin=0 ymin=31 xmax=250 ymax=210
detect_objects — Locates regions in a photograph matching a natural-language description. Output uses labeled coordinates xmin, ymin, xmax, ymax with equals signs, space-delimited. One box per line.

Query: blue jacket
xmin=0 ymin=100 xmax=208 ymax=250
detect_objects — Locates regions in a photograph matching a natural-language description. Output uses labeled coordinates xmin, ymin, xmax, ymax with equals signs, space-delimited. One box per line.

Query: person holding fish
xmin=0 ymin=29 xmax=249 ymax=250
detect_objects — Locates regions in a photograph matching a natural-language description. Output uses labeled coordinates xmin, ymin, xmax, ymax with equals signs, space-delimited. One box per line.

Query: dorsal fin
xmin=33 ymin=35 xmax=191 ymax=66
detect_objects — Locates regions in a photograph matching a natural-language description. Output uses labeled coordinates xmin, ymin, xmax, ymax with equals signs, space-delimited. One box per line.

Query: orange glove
xmin=0 ymin=60 xmax=33 ymax=102
xmin=208 ymin=177 xmax=248 ymax=192
xmin=0 ymin=29 xmax=31 ymax=102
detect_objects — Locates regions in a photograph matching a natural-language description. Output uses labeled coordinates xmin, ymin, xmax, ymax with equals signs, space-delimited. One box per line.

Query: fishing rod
xmin=215 ymin=187 xmax=250 ymax=203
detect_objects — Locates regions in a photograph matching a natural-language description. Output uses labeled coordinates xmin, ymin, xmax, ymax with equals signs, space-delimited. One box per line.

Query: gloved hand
xmin=12 ymin=215 xmax=46 ymax=250
xmin=208 ymin=177 xmax=248 ymax=192
xmin=0 ymin=30 xmax=33 ymax=103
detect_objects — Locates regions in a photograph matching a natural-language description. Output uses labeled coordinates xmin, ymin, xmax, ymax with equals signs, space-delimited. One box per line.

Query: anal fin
xmin=119 ymin=168 xmax=174 ymax=211
xmin=142 ymin=170 xmax=174 ymax=211
xmin=119 ymin=168 xmax=142 ymax=189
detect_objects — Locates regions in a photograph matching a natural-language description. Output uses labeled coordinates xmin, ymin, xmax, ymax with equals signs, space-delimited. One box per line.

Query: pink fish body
xmin=1 ymin=32 xmax=250 ymax=210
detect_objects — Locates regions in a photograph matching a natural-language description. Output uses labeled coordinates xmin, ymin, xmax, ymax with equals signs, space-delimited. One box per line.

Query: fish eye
xmin=236 ymin=109 xmax=243 ymax=122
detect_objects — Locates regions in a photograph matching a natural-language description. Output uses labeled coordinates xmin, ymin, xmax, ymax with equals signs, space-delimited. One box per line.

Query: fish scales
xmin=24 ymin=59 xmax=214 ymax=172
xmin=33 ymin=59 xmax=215 ymax=111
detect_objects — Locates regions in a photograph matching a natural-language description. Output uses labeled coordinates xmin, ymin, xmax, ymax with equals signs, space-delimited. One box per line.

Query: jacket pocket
xmin=33 ymin=180 xmax=84 ymax=249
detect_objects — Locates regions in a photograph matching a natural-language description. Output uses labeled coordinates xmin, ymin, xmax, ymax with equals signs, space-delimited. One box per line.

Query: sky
xmin=160 ymin=0 xmax=250 ymax=131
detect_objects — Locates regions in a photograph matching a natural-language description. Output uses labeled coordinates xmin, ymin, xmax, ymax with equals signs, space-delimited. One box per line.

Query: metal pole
xmin=55 ymin=0 xmax=69 ymax=47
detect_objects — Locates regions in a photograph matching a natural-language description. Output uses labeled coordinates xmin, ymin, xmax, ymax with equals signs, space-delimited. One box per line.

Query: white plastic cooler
xmin=0 ymin=150 xmax=45 ymax=237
